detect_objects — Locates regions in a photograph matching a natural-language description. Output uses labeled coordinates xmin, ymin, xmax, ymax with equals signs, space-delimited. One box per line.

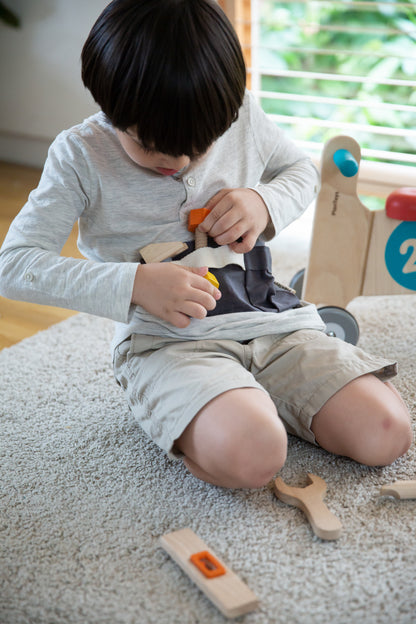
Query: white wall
xmin=0 ymin=0 xmax=109 ymax=167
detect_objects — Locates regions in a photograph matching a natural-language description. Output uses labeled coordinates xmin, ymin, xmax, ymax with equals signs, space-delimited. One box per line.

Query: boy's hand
xmin=131 ymin=263 xmax=221 ymax=328
xmin=198 ymin=188 xmax=271 ymax=253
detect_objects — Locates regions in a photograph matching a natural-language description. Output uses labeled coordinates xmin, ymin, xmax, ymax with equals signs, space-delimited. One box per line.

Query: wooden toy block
xmin=274 ymin=474 xmax=343 ymax=541
xmin=379 ymin=480 xmax=416 ymax=499
xmin=159 ymin=528 xmax=259 ymax=618
xmin=140 ymin=241 xmax=188 ymax=263
xmin=302 ymin=135 xmax=373 ymax=308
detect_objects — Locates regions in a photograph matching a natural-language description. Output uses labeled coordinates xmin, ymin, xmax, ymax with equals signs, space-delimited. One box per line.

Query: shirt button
xmin=24 ymin=272 xmax=34 ymax=282
xmin=187 ymin=177 xmax=196 ymax=187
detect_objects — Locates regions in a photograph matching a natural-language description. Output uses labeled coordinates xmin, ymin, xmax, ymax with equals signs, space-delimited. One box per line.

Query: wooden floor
xmin=0 ymin=161 xmax=81 ymax=350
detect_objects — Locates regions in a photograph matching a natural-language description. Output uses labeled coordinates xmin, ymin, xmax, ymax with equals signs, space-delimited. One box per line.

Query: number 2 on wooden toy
xmin=400 ymin=239 xmax=416 ymax=274
xmin=385 ymin=222 xmax=416 ymax=291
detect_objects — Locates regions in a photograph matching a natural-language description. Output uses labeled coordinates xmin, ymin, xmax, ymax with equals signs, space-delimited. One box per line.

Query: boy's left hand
xmin=198 ymin=188 xmax=270 ymax=253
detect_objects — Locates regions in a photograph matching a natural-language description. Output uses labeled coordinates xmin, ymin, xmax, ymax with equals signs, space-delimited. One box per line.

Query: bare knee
xmin=353 ymin=381 xmax=413 ymax=466
xmin=312 ymin=377 xmax=413 ymax=467
xmin=361 ymin=405 xmax=413 ymax=466
xmin=178 ymin=388 xmax=288 ymax=489
xmin=225 ymin=419 xmax=288 ymax=488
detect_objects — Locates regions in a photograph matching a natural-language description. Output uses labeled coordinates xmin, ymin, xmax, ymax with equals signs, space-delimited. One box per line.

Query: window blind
xmin=225 ymin=0 xmax=416 ymax=194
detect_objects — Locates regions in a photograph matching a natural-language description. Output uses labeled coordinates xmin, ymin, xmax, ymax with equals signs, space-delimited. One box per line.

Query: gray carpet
xmin=1 ymin=220 xmax=416 ymax=624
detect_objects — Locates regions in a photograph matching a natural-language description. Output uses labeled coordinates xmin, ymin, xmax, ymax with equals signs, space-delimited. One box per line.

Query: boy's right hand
xmin=131 ymin=263 xmax=221 ymax=328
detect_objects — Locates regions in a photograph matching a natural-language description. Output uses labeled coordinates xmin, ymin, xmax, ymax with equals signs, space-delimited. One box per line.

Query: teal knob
xmin=333 ymin=149 xmax=358 ymax=178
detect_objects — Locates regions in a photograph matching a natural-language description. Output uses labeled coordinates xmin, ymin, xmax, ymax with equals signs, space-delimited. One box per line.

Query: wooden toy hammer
xmin=274 ymin=473 xmax=343 ymax=540
xmin=188 ymin=207 xmax=211 ymax=249
xmin=187 ymin=207 xmax=219 ymax=288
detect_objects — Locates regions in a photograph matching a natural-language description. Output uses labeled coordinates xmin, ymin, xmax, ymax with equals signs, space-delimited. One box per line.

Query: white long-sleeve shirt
xmin=0 ymin=91 xmax=325 ymax=350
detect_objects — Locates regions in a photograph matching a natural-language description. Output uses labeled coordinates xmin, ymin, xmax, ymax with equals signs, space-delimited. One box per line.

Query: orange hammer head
xmin=188 ymin=208 xmax=211 ymax=232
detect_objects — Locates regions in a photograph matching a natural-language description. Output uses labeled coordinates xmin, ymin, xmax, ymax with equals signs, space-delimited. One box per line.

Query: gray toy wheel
xmin=289 ymin=271 xmax=359 ymax=344
xmin=289 ymin=268 xmax=305 ymax=299
xmin=318 ymin=306 xmax=360 ymax=345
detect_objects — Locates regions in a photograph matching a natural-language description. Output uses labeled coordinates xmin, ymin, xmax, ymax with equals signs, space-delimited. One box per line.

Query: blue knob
xmin=333 ymin=149 xmax=358 ymax=178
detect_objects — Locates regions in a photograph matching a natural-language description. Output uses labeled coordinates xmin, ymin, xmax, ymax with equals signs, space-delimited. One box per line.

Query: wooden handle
xmin=194 ymin=228 xmax=208 ymax=249
xmin=380 ymin=480 xmax=416 ymax=499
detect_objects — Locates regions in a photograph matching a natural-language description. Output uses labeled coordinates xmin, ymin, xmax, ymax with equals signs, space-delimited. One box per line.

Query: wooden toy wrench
xmin=274 ymin=473 xmax=343 ymax=541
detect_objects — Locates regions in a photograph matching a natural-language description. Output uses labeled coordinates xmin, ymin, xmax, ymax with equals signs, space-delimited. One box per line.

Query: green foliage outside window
xmin=259 ymin=0 xmax=416 ymax=164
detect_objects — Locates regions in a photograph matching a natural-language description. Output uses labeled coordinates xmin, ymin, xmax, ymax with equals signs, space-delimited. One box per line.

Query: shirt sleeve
xmin=245 ymin=91 xmax=319 ymax=240
xmin=0 ymin=132 xmax=139 ymax=323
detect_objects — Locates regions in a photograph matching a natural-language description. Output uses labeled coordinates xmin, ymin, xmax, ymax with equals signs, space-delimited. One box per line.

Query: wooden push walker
xmin=290 ymin=135 xmax=416 ymax=344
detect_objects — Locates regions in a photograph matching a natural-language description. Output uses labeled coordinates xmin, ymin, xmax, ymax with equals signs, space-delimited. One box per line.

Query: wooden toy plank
xmin=140 ymin=241 xmax=188 ymax=263
xmin=159 ymin=528 xmax=259 ymax=618
xmin=380 ymin=480 xmax=416 ymax=499
xmin=303 ymin=135 xmax=373 ymax=308
xmin=274 ymin=474 xmax=343 ymax=541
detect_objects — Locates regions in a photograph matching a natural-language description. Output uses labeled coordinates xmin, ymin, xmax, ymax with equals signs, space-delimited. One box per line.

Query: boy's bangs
xmin=133 ymin=81 xmax=241 ymax=158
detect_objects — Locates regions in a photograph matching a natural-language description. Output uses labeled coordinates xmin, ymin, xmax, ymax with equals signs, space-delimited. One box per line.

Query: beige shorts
xmin=113 ymin=329 xmax=397 ymax=458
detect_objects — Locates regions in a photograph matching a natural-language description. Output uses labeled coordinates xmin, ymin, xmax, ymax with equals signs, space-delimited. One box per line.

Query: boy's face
xmin=116 ymin=129 xmax=191 ymax=176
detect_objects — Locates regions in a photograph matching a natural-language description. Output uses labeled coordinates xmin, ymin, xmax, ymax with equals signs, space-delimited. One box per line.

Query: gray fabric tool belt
xmin=173 ymin=240 xmax=301 ymax=316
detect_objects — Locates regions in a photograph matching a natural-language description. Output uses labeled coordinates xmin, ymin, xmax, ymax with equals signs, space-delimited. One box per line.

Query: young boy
xmin=0 ymin=0 xmax=412 ymax=488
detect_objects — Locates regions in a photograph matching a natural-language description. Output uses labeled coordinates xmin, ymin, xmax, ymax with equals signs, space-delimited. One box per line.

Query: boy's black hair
xmin=81 ymin=0 xmax=246 ymax=158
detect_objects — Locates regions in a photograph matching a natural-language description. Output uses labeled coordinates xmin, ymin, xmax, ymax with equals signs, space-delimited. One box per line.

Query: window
xmin=220 ymin=0 xmax=416 ymax=197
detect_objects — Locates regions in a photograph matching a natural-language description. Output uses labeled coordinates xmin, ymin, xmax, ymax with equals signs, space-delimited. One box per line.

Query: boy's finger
xmin=230 ymin=231 xmax=257 ymax=253
xmin=184 ymin=266 xmax=221 ymax=298
xmin=199 ymin=189 xmax=232 ymax=232
xmin=203 ymin=188 xmax=231 ymax=210
xmin=184 ymin=265 xmax=208 ymax=276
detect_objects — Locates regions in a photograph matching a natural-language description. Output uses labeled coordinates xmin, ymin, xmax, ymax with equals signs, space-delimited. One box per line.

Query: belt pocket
xmin=244 ymin=245 xmax=300 ymax=312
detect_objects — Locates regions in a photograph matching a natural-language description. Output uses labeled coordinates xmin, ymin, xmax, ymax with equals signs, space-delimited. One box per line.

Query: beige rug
xmin=1 ymin=214 xmax=415 ymax=623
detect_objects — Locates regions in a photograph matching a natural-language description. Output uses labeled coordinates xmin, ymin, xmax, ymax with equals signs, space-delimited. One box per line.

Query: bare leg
xmin=176 ymin=388 xmax=288 ymax=488
xmin=311 ymin=374 xmax=413 ymax=466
